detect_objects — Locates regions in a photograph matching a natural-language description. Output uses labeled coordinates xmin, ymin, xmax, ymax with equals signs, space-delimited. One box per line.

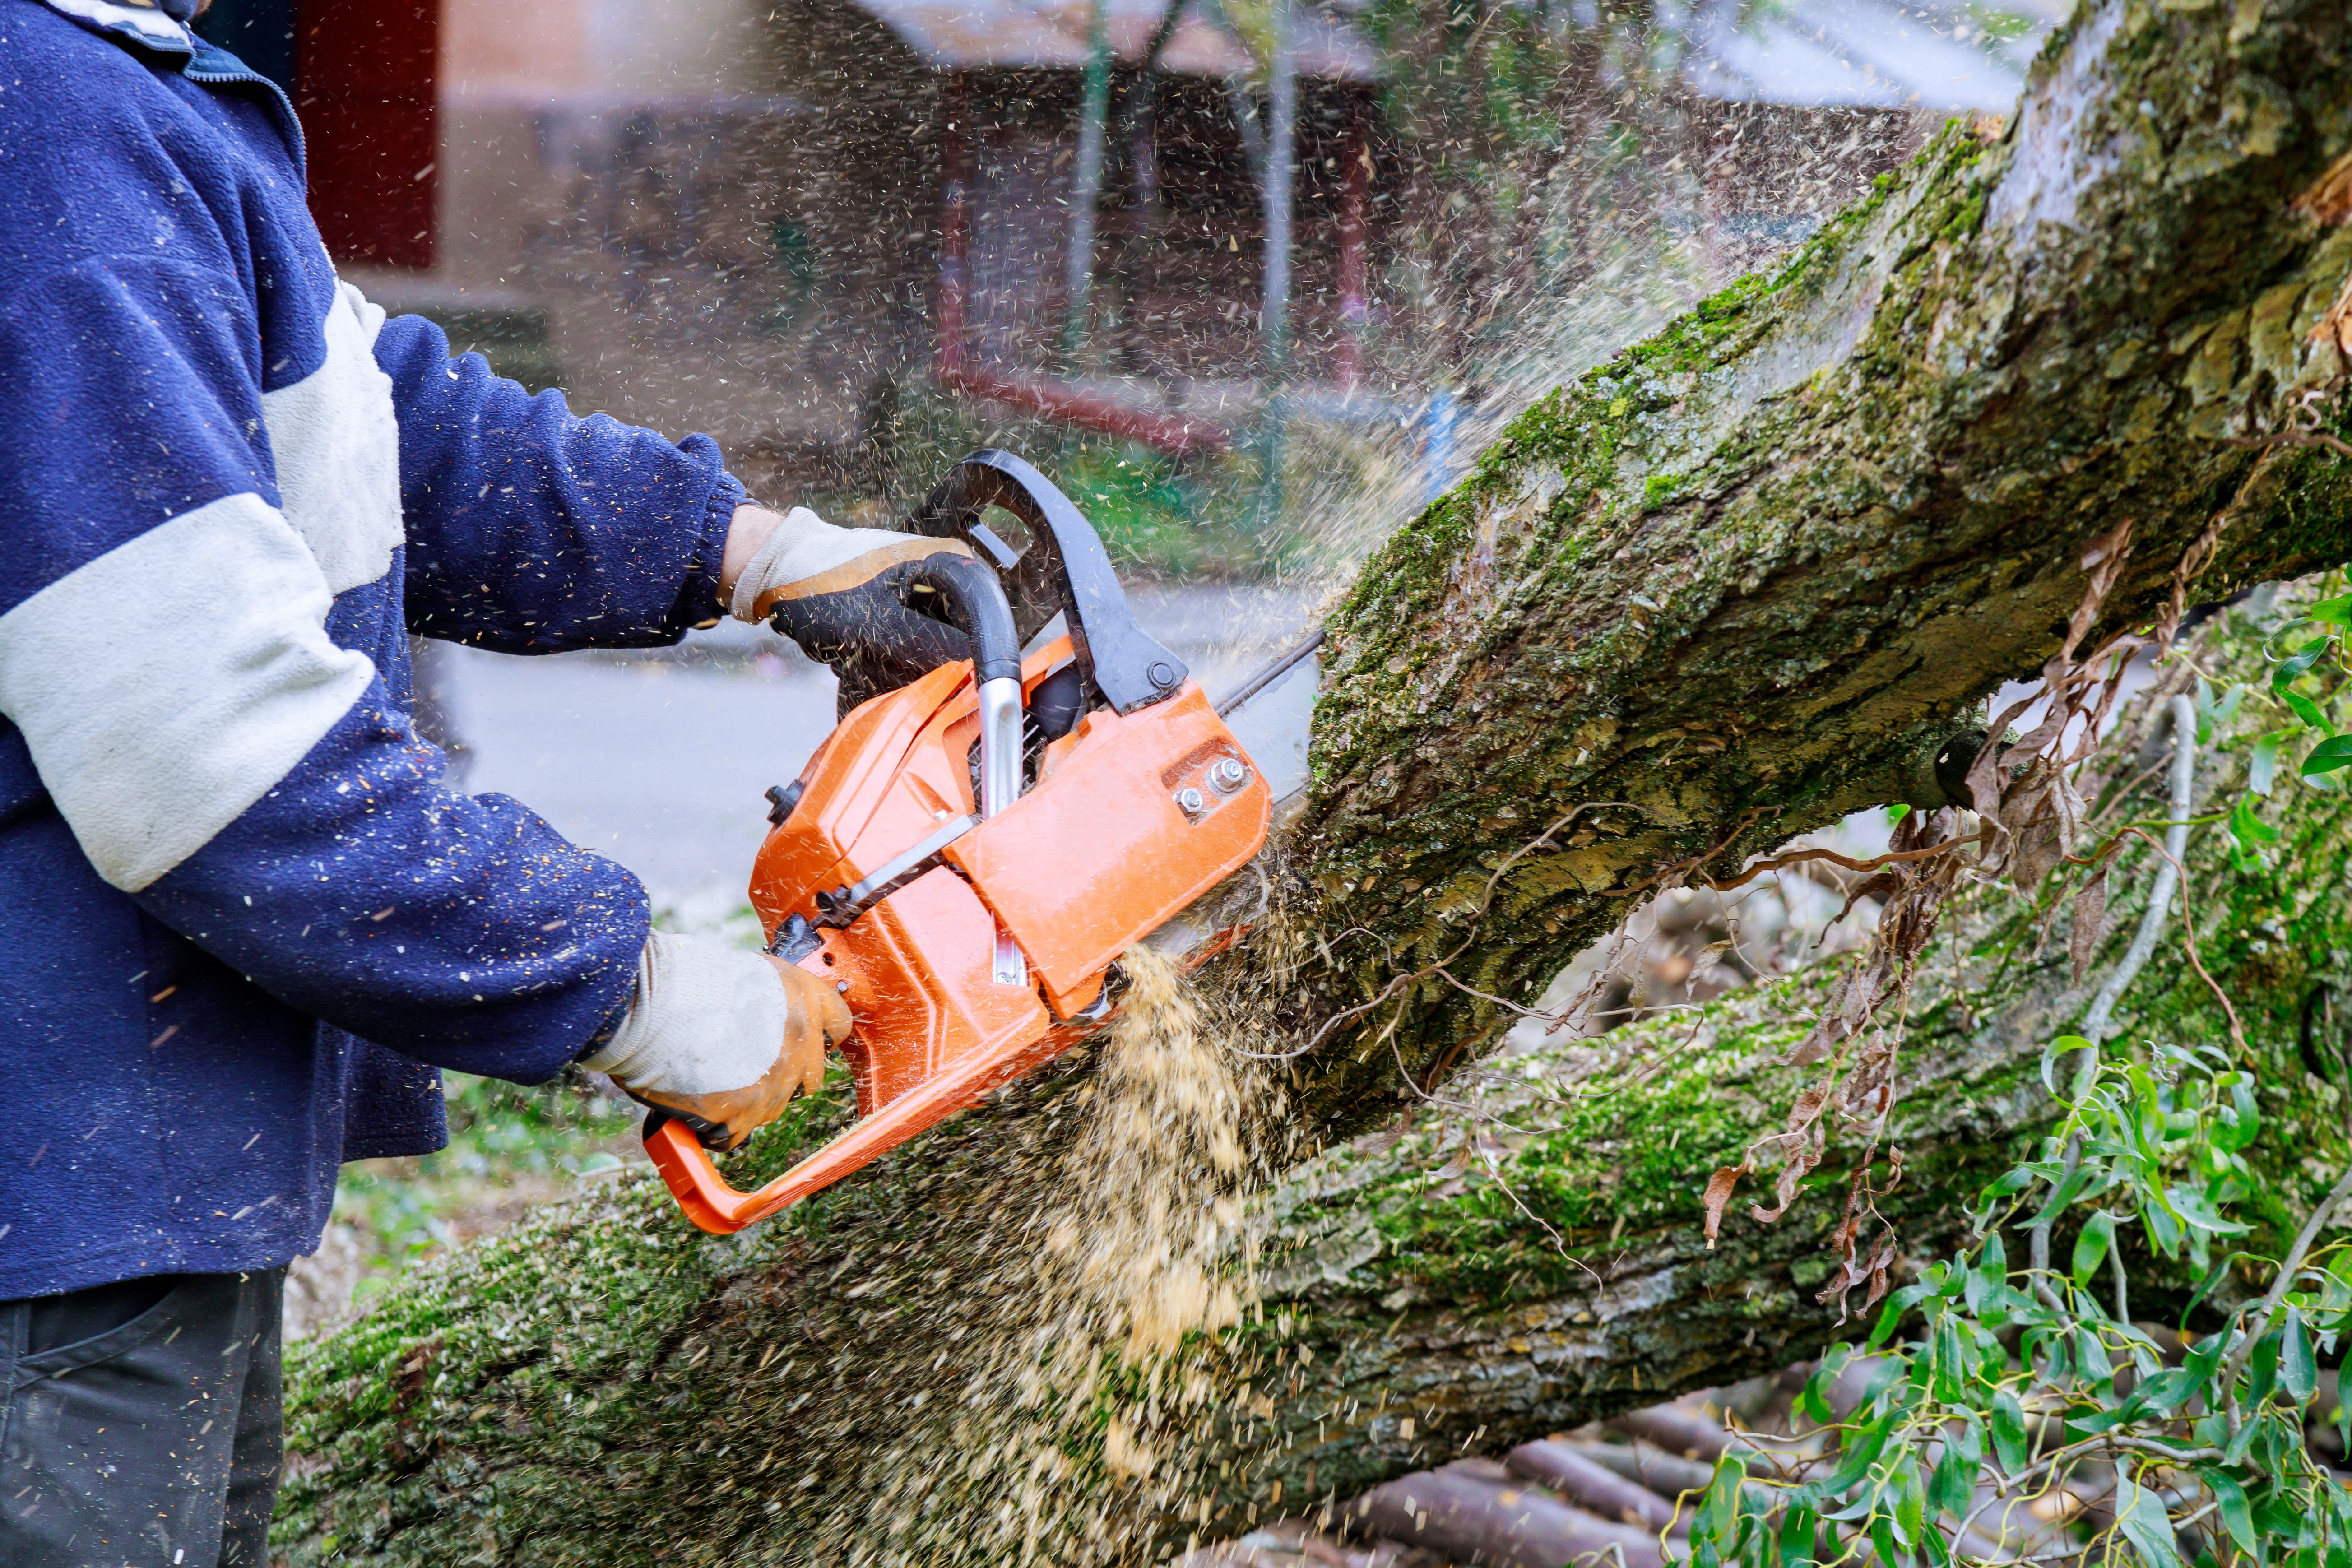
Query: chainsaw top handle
xmin=904 ymin=450 xmax=1190 ymax=716
xmin=900 ymin=550 xmax=1021 ymax=686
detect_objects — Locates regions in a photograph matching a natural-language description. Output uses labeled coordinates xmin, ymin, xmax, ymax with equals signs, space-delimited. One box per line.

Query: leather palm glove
xmin=729 ymin=506 xmax=981 ymax=711
xmin=581 ymin=932 xmax=854 ymax=1151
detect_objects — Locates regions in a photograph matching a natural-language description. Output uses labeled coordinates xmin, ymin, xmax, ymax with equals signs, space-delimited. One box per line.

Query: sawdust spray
xmin=728 ymin=941 xmax=1281 ymax=1567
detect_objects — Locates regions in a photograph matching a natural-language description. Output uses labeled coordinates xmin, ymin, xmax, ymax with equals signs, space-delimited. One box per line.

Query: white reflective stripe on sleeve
xmin=261 ymin=282 xmax=404 ymax=596
xmin=0 ymin=493 xmax=376 ymax=892
xmin=339 ymin=279 xmax=388 ymax=345
xmin=581 ymin=932 xmax=788 ymax=1096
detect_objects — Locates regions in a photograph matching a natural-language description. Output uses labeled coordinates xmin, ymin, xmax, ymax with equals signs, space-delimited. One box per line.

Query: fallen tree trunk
xmin=281 ymin=605 xmax=2352 ymax=1564
xmin=1224 ymin=723 xmax=2352 ymax=1524
xmin=1276 ymin=0 xmax=2352 ymax=1128
xmin=279 ymin=3 xmax=2352 ymax=1562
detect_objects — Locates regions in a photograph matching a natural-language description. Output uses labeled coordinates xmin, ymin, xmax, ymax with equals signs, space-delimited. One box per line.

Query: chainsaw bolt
xmin=1149 ymin=661 xmax=1177 ymax=689
xmin=1208 ymin=758 xmax=1248 ymax=794
xmin=1173 ymin=786 xmax=1206 ymax=819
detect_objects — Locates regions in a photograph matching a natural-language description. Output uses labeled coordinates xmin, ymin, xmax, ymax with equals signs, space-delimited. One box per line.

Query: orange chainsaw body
xmin=645 ymin=633 xmax=1270 ymax=1234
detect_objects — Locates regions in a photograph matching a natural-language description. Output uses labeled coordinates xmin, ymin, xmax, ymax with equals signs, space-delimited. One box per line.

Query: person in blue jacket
xmin=0 ymin=0 xmax=979 ymax=1560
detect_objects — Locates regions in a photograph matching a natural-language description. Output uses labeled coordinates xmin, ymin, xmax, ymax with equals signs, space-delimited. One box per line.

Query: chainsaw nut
xmin=1173 ymin=786 xmax=1207 ymax=820
xmin=1208 ymin=757 xmax=1248 ymax=794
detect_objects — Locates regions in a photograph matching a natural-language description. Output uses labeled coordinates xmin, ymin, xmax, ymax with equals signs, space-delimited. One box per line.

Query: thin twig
xmin=2220 ymin=428 xmax=2352 ymax=461
xmin=2217 ymin=1159 xmax=2352 ymax=1397
xmin=2081 ymin=694 xmax=2196 ymax=1042
xmin=2106 ymin=825 xmax=2248 ymax=1056
xmin=1232 ymin=802 xmax=1647 ymax=1063
xmin=1702 ymin=833 xmax=1980 ymax=893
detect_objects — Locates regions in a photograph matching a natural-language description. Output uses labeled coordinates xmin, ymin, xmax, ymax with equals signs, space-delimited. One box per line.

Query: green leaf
xmin=2163 ymin=1184 xmax=2250 ymax=1236
xmin=2115 ymin=1475 xmax=2185 ymax=1568
xmin=1885 ymin=803 xmax=1911 ymax=823
xmin=2305 ymin=734 xmax=2352 ymax=776
xmin=1928 ymin=1415 xmax=1980 ymax=1516
xmin=2251 ymin=736 xmax=2281 ymax=796
xmin=1815 ymin=1408 xmax=1897 ymax=1495
xmin=2028 ymin=1162 xmax=2097 ymax=1230
xmin=1990 ymin=1390 xmax=2028 ymax=1472
xmin=2284 ymin=688 xmax=2331 ymax=731
xmin=2041 ymin=1035 xmax=2097 ymax=1098
xmin=2275 ymin=637 xmax=2334 ymax=692
xmin=2182 ymin=1265 xmax=2239 ymax=1325
xmin=2310 ymin=592 xmax=2352 ymax=628
xmin=1857 ymin=1356 xmax=1904 ymax=1411
xmin=2074 ymin=1210 xmax=2118 ymax=1287
xmin=2128 ymin=1365 xmax=2199 ymax=1415
xmin=2284 ymin=1306 xmax=2319 ymax=1403
xmin=1892 ymin=1455 xmax=1926 ymax=1545
xmin=2203 ymin=1469 xmax=2256 ymax=1555
xmin=1698 ymin=1454 xmax=1747 ymax=1542
xmin=2207 ymin=680 xmax=2243 ymax=737
xmin=2217 ymin=1074 xmax=2262 ymax=1153
xmin=1866 ymin=1294 xmax=1912 ymax=1350
xmin=2231 ymin=794 xmax=2280 ymax=849
xmin=1795 ymin=1362 xmax=1839 ymax=1428
xmin=1778 ymin=1502 xmax=1820 ymax=1567
xmin=2247 ymin=1329 xmax=2282 ymax=1413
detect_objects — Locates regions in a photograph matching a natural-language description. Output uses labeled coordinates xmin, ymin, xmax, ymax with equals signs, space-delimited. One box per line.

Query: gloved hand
xmin=725 ymin=505 xmax=981 ymax=710
xmin=581 ymin=931 xmax=854 ymax=1151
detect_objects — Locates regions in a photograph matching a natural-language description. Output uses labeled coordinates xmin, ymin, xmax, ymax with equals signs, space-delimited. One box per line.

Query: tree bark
xmin=1277 ymin=0 xmax=2352 ymax=1131
xmin=280 ymin=4 xmax=2352 ymax=1563
xmin=280 ymin=605 xmax=2352 ymax=1564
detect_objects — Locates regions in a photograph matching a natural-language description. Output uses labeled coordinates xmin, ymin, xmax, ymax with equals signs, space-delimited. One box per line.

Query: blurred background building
xmin=195 ymin=0 xmax=2064 ymax=561
xmin=183 ymin=0 xmax=2067 ymax=923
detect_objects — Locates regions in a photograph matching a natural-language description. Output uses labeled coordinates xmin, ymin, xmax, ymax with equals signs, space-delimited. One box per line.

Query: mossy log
xmin=281 ymin=607 xmax=2352 ymax=1564
xmin=280 ymin=3 xmax=2352 ymax=1562
xmin=1282 ymin=0 xmax=2352 ymax=1129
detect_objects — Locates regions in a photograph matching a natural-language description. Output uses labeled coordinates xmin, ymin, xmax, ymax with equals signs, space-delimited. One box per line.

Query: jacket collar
xmin=32 ymin=0 xmax=193 ymax=55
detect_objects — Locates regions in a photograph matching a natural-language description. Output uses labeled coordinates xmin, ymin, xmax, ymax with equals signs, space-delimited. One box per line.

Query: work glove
xmin=581 ymin=931 xmax=854 ymax=1151
xmin=729 ymin=506 xmax=980 ymax=711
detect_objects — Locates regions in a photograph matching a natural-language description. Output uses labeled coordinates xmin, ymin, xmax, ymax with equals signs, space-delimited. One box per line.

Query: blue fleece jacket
xmin=0 ymin=0 xmax=749 ymax=1297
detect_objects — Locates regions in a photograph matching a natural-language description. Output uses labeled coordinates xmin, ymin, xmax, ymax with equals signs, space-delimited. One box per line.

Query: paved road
xmin=438 ymin=585 xmax=1323 ymax=923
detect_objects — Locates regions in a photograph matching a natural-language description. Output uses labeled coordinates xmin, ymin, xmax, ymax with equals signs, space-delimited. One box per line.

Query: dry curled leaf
xmin=2293 ymin=147 xmax=2352 ymax=226
xmin=2069 ymin=865 xmax=2110 ymax=988
xmin=1700 ymin=1164 xmax=1747 ymax=1248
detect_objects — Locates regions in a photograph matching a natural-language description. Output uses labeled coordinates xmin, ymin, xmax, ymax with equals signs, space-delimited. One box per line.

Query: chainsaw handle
xmin=905 ymin=450 xmax=1188 ymax=714
xmin=641 ymin=1109 xmax=767 ymax=1234
xmin=900 ymin=552 xmax=1021 ymax=686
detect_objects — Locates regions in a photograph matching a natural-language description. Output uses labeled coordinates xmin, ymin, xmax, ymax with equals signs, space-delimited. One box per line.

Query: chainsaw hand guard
xmin=643 ymin=453 xmax=1270 ymax=1234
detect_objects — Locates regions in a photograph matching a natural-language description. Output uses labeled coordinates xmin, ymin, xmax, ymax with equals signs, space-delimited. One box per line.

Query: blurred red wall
xmin=297 ymin=0 xmax=438 ymax=269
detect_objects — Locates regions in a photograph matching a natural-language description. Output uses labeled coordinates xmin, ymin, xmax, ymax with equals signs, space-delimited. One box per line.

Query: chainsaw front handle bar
xmin=906 ymin=450 xmax=1188 ymax=715
xmin=900 ymin=551 xmax=1022 ymax=686
xmin=639 ymin=1001 xmax=1076 ymax=1234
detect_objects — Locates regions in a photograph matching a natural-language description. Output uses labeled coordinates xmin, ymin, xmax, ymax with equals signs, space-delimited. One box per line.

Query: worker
xmin=0 ymin=0 xmax=974 ymax=1561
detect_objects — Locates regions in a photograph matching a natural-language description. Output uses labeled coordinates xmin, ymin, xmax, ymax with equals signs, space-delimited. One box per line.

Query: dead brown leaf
xmin=2069 ymin=866 xmax=2110 ymax=988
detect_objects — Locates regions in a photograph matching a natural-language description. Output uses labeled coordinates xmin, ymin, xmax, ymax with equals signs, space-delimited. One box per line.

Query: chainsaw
xmin=641 ymin=450 xmax=1292 ymax=1234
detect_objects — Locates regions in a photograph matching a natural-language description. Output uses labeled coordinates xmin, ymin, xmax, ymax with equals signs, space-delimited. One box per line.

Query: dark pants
xmin=0 ymin=1270 xmax=285 ymax=1568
